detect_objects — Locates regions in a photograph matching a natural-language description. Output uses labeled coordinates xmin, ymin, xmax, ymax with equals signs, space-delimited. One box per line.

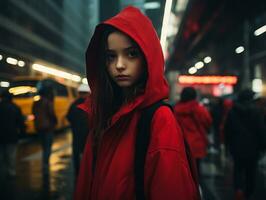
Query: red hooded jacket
xmin=75 ymin=6 xmax=198 ymax=200
xmin=174 ymin=100 xmax=212 ymax=158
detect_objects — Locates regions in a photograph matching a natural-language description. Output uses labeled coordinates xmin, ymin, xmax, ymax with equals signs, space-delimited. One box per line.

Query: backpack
xmin=134 ymin=100 xmax=201 ymax=200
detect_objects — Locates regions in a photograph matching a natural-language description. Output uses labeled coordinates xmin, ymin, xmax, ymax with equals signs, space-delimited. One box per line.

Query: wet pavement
xmin=0 ymin=129 xmax=75 ymax=200
xmin=0 ymin=129 xmax=265 ymax=200
xmin=200 ymin=149 xmax=266 ymax=200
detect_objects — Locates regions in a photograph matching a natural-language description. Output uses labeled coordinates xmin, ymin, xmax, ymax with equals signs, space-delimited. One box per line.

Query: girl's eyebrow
xmin=125 ymin=46 xmax=138 ymax=51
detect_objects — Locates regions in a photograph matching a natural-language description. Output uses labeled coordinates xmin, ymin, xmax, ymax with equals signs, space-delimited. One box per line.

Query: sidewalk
xmin=1 ymin=130 xmax=265 ymax=200
xmin=0 ymin=130 xmax=75 ymax=200
xmin=201 ymin=148 xmax=266 ymax=200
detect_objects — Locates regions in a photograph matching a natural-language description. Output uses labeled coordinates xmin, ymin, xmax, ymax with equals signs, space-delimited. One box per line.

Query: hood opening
xmin=86 ymin=7 xmax=169 ymax=108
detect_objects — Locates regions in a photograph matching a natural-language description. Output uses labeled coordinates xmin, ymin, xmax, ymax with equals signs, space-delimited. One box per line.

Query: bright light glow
xmin=0 ymin=81 xmax=10 ymax=87
xmin=32 ymin=63 xmax=81 ymax=82
xmin=175 ymin=0 xmax=188 ymax=12
xmin=254 ymin=25 xmax=266 ymax=36
xmin=252 ymin=78 xmax=262 ymax=93
xmin=213 ymin=84 xmax=233 ymax=96
xmin=71 ymin=75 xmax=81 ymax=82
xmin=33 ymin=95 xmax=40 ymax=101
xmin=178 ymin=75 xmax=238 ymax=85
xmin=144 ymin=2 xmax=160 ymax=9
xmin=235 ymin=46 xmax=244 ymax=54
xmin=6 ymin=57 xmax=18 ymax=65
xmin=195 ymin=61 xmax=204 ymax=69
xmin=218 ymin=83 xmax=225 ymax=89
xmin=201 ymin=98 xmax=210 ymax=105
xmin=167 ymin=12 xmax=179 ymax=37
xmin=0 ymin=55 xmax=2 ymax=60
xmin=32 ymin=63 xmax=68 ymax=78
xmin=82 ymin=78 xmax=88 ymax=84
xmin=9 ymin=86 xmax=37 ymax=96
xmin=204 ymin=56 xmax=212 ymax=63
xmin=160 ymin=0 xmax=173 ymax=57
xmin=188 ymin=67 xmax=197 ymax=74
xmin=27 ymin=114 xmax=35 ymax=121
xmin=18 ymin=60 xmax=25 ymax=67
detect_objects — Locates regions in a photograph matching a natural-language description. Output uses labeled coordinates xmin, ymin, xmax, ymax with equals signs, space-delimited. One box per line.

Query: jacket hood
xmin=174 ymin=100 xmax=199 ymax=115
xmin=85 ymin=6 xmax=169 ymax=114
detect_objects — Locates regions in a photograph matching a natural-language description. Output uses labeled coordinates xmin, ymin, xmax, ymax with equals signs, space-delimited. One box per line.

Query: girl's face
xmin=106 ymin=31 xmax=145 ymax=88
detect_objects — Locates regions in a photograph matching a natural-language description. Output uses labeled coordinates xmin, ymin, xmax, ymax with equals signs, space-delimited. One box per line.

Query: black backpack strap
xmin=135 ymin=100 xmax=172 ymax=200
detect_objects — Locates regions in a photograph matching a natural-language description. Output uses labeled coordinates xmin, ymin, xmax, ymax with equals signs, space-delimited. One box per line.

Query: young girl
xmin=75 ymin=6 xmax=198 ymax=200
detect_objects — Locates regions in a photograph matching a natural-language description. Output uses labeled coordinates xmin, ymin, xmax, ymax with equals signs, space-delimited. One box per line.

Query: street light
xmin=195 ymin=61 xmax=204 ymax=69
xmin=235 ymin=46 xmax=245 ymax=54
xmin=18 ymin=60 xmax=25 ymax=67
xmin=254 ymin=25 xmax=266 ymax=36
xmin=144 ymin=2 xmax=160 ymax=9
xmin=6 ymin=57 xmax=18 ymax=65
xmin=203 ymin=56 xmax=212 ymax=63
xmin=188 ymin=67 xmax=197 ymax=74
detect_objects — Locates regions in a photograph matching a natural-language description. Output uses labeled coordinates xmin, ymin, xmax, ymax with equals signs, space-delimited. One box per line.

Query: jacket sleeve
xmin=144 ymin=106 xmax=199 ymax=200
xmin=196 ymin=105 xmax=212 ymax=132
xmin=66 ymin=103 xmax=75 ymax=122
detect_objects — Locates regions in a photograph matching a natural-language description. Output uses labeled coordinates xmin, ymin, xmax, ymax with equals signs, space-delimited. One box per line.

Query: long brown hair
xmin=90 ymin=25 xmax=147 ymax=154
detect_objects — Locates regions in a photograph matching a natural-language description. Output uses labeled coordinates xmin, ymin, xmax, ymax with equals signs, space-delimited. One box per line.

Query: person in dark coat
xmin=67 ymin=84 xmax=90 ymax=177
xmin=210 ymin=97 xmax=224 ymax=152
xmin=32 ymin=86 xmax=57 ymax=173
xmin=0 ymin=89 xmax=25 ymax=176
xmin=224 ymin=89 xmax=266 ymax=200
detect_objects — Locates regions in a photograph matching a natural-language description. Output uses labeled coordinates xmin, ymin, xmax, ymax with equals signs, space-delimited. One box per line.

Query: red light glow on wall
xmin=178 ymin=75 xmax=238 ymax=85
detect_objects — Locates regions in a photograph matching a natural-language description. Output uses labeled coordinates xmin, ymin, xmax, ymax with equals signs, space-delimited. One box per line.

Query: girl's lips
xmin=115 ymin=75 xmax=130 ymax=81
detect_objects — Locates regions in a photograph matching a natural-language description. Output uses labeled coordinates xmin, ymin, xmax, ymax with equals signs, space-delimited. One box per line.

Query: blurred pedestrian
xmin=224 ymin=89 xmax=266 ymax=200
xmin=32 ymin=86 xmax=57 ymax=173
xmin=174 ymin=87 xmax=212 ymax=178
xmin=219 ymin=98 xmax=234 ymax=145
xmin=0 ymin=89 xmax=25 ymax=177
xmin=209 ymin=97 xmax=224 ymax=152
xmin=66 ymin=84 xmax=90 ymax=177
xmin=75 ymin=6 xmax=199 ymax=200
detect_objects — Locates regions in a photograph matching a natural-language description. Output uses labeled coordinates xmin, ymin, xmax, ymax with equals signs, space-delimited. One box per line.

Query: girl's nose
xmin=116 ymin=56 xmax=126 ymax=70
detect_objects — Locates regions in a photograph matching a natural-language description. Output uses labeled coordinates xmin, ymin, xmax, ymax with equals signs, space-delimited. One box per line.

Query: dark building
xmin=0 ymin=0 xmax=99 ymax=79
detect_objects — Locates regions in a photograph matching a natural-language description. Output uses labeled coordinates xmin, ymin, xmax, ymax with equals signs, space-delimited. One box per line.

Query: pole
xmin=242 ymin=20 xmax=251 ymax=89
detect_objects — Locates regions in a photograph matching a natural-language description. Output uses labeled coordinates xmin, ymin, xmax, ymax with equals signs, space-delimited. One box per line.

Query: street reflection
xmin=9 ymin=129 xmax=74 ymax=200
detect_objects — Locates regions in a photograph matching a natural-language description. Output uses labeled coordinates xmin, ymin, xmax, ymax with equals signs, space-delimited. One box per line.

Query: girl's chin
xmin=116 ymin=82 xmax=133 ymax=88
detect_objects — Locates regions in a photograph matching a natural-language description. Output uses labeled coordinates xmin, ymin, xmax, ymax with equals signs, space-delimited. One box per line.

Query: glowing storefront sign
xmin=178 ymin=75 xmax=238 ymax=85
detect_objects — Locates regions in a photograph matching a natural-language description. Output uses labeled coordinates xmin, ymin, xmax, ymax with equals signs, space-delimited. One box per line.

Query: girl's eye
xmin=106 ymin=52 xmax=116 ymax=62
xmin=128 ymin=49 xmax=139 ymax=58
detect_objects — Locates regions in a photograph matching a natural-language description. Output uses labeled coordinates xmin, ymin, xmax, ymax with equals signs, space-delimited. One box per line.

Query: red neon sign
xmin=178 ymin=75 xmax=238 ymax=85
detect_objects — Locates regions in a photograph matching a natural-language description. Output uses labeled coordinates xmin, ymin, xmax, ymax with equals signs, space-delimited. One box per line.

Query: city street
xmin=0 ymin=130 xmax=74 ymax=200
xmin=0 ymin=129 xmax=265 ymax=200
